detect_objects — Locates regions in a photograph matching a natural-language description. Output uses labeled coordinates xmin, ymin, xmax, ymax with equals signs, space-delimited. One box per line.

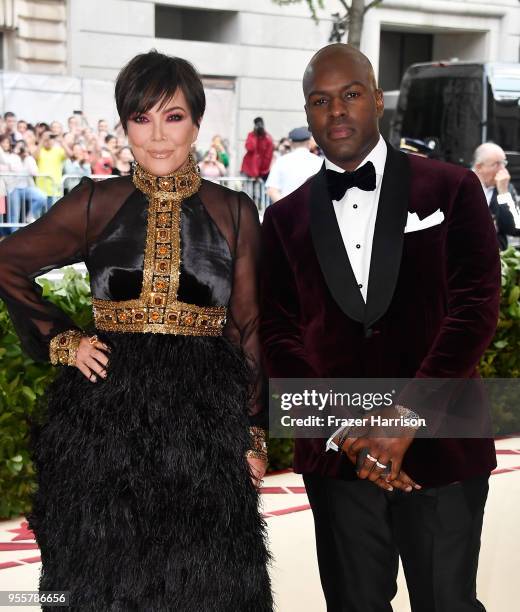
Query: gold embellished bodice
xmin=92 ymin=155 xmax=227 ymax=336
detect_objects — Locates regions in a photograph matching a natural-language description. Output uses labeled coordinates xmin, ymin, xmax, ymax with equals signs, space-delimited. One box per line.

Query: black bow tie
xmin=325 ymin=161 xmax=376 ymax=200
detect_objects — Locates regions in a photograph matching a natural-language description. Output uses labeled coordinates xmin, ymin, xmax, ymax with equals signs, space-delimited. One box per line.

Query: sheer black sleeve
xmin=0 ymin=179 xmax=94 ymax=361
xmin=223 ymin=192 xmax=266 ymax=429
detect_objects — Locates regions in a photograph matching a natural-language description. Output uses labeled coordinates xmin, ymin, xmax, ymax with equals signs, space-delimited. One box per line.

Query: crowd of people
xmin=2 ymin=108 xmax=518 ymax=249
xmin=0 ymin=108 xmax=325 ymax=236
xmin=0 ymin=110 xmax=236 ymax=235
xmin=0 ymin=111 xmax=136 ymax=234
xmin=236 ymin=117 xmax=520 ymax=253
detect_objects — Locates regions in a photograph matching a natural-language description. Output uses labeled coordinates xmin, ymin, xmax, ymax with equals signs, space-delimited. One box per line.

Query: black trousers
xmin=303 ymin=473 xmax=489 ymax=612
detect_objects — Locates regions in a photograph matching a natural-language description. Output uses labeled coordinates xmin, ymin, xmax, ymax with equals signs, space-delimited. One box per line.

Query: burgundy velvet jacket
xmin=259 ymin=143 xmax=501 ymax=488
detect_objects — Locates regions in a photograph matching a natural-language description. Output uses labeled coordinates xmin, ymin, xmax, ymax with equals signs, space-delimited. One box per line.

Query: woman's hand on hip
xmin=247 ymin=456 xmax=267 ymax=489
xmin=75 ymin=336 xmax=111 ymax=383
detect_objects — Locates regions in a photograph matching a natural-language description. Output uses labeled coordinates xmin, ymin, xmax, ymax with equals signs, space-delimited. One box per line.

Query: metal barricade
xmin=61 ymin=174 xmax=117 ymax=194
xmin=212 ymin=176 xmax=270 ymax=215
xmin=0 ymin=173 xmax=119 ymax=234
xmin=0 ymin=172 xmax=270 ymax=235
xmin=0 ymin=173 xmax=57 ymax=232
xmin=63 ymin=174 xmax=270 ymax=214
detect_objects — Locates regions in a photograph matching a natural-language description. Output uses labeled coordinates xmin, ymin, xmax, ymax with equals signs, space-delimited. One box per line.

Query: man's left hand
xmin=348 ymin=435 xmax=414 ymax=479
xmin=341 ymin=406 xmax=420 ymax=489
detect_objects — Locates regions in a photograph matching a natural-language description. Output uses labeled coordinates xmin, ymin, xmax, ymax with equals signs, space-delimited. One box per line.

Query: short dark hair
xmin=115 ymin=50 xmax=205 ymax=132
xmin=3 ymin=112 xmax=15 ymax=120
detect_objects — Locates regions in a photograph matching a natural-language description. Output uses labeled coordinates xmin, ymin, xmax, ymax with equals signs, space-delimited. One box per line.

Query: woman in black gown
xmin=0 ymin=51 xmax=272 ymax=611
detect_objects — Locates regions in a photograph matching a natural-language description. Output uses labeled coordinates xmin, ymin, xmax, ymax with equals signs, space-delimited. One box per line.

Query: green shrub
xmin=267 ymin=437 xmax=295 ymax=473
xmin=479 ymin=247 xmax=520 ymax=434
xmin=0 ymin=268 xmax=91 ymax=519
xmin=1 ymin=250 xmax=519 ymax=518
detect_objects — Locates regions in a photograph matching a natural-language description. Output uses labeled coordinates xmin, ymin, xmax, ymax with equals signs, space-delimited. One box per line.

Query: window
xmin=400 ymin=73 xmax=482 ymax=165
xmin=379 ymin=31 xmax=433 ymax=91
xmin=155 ymin=5 xmax=238 ymax=44
xmin=487 ymin=65 xmax=520 ymax=151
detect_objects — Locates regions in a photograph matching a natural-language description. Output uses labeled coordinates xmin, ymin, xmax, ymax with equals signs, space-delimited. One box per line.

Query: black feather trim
xmin=27 ymin=332 xmax=273 ymax=611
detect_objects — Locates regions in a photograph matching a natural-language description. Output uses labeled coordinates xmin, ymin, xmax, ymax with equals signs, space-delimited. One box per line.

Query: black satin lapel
xmin=309 ymin=164 xmax=365 ymax=323
xmin=365 ymin=144 xmax=410 ymax=330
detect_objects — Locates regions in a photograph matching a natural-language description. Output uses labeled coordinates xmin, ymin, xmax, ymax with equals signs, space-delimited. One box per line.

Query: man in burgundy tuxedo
xmin=260 ymin=44 xmax=501 ymax=612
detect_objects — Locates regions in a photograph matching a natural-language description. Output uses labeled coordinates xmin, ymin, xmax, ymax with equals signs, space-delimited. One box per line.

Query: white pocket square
xmin=404 ymin=209 xmax=445 ymax=233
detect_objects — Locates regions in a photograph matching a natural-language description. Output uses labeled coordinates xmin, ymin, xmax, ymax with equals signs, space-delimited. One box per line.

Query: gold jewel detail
xmin=246 ymin=426 xmax=268 ymax=462
xmin=93 ymin=155 xmax=227 ymax=336
xmin=93 ymin=299 xmax=226 ymax=335
xmin=132 ymin=154 xmax=201 ymax=199
xmin=49 ymin=329 xmax=85 ymax=366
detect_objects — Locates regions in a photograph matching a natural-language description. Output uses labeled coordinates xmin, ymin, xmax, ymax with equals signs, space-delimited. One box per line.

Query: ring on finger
xmin=376 ymin=461 xmax=387 ymax=469
xmin=366 ymin=453 xmax=378 ymax=463
xmin=88 ymin=335 xmax=99 ymax=345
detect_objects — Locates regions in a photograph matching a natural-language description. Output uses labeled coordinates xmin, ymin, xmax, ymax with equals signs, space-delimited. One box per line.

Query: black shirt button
xmin=358 ymin=283 xmax=363 ymax=288
xmin=356 ymin=244 xmax=361 ymax=249
xmin=353 ymin=204 xmax=358 ymax=209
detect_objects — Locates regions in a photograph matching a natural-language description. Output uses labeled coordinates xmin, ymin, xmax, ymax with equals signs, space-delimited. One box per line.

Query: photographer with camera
xmin=240 ymin=116 xmax=274 ymax=181
xmin=35 ymin=130 xmax=66 ymax=211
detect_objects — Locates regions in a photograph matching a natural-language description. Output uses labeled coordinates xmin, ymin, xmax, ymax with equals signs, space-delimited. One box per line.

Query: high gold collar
xmin=132 ymin=153 xmax=201 ymax=199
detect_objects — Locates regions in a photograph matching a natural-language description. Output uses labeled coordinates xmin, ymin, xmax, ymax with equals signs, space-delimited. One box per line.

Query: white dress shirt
xmin=479 ymin=178 xmax=517 ymax=210
xmin=266 ymin=147 xmax=322 ymax=199
xmin=482 ymin=184 xmax=495 ymax=205
xmin=324 ymin=135 xmax=387 ymax=451
xmin=326 ymin=135 xmax=387 ymax=302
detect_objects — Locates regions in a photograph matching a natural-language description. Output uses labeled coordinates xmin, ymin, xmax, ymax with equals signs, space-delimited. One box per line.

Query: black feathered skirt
xmin=27 ymin=331 xmax=273 ymax=611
